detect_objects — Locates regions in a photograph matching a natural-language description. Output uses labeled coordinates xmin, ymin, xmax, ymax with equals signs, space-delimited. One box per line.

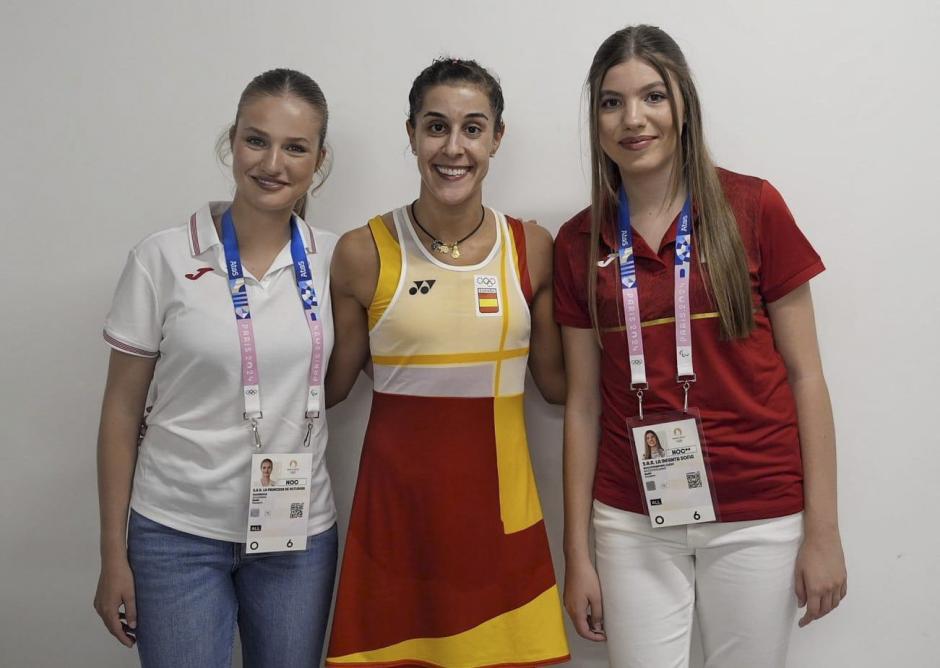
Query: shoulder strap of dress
xmin=367 ymin=216 xmax=402 ymax=331
xmin=505 ymin=216 xmax=533 ymax=305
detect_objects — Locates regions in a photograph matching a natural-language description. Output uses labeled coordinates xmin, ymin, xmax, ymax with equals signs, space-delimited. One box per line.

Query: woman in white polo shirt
xmin=93 ymin=69 xmax=338 ymax=668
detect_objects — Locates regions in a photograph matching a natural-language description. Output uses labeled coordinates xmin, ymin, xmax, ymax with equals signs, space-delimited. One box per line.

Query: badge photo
xmin=474 ymin=274 xmax=501 ymax=317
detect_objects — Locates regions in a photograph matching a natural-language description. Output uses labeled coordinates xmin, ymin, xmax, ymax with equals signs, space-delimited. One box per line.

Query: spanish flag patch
xmin=474 ymin=274 xmax=501 ymax=316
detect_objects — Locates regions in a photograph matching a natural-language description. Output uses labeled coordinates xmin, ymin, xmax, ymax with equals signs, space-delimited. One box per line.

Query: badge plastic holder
xmin=244 ymin=452 xmax=312 ymax=553
xmin=627 ymin=407 xmax=721 ymax=527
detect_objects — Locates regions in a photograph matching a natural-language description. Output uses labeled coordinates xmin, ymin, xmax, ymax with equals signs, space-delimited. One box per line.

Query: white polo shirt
xmin=104 ymin=202 xmax=337 ymax=542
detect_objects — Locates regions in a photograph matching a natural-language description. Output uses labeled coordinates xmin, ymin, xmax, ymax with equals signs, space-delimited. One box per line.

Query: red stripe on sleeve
xmin=103 ymin=330 xmax=159 ymax=358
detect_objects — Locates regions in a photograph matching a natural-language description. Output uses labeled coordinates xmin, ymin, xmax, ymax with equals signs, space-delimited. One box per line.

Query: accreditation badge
xmin=244 ymin=453 xmax=312 ymax=553
xmin=627 ymin=409 xmax=717 ymax=528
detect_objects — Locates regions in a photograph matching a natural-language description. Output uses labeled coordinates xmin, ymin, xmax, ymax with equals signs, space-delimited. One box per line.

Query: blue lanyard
xmin=616 ymin=187 xmax=695 ymax=416
xmin=220 ymin=209 xmax=324 ymax=447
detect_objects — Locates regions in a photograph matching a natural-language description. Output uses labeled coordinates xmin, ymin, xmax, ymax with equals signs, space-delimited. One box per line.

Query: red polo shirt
xmin=554 ymin=169 xmax=824 ymax=521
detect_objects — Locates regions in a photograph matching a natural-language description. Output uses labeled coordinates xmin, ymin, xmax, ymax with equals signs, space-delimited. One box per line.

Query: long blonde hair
xmin=587 ymin=25 xmax=754 ymax=340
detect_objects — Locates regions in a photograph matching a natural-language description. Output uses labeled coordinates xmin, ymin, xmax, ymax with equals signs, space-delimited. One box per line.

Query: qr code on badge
xmin=686 ymin=472 xmax=702 ymax=489
xmin=290 ymin=502 xmax=305 ymax=519
xmin=646 ymin=480 xmax=656 ymax=492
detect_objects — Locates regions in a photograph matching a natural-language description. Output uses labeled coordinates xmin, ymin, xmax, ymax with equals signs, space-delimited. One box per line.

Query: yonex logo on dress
xmin=409 ymin=280 xmax=436 ymax=295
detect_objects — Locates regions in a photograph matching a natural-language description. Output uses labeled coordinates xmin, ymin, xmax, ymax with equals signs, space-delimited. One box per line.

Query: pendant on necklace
xmin=430 ymin=238 xmax=460 ymax=259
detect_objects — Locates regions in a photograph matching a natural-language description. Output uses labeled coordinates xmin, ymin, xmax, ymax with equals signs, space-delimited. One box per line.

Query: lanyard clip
xmin=248 ymin=418 xmax=261 ymax=450
xmin=677 ymin=374 xmax=696 ymax=412
xmin=631 ymin=383 xmax=649 ymax=420
xmin=304 ymin=411 xmax=319 ymax=448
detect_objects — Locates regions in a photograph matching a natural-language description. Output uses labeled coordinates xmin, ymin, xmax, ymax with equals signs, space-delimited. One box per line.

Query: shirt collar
xmin=188 ymin=201 xmax=318 ymax=259
xmin=577 ymin=201 xmax=695 ymax=258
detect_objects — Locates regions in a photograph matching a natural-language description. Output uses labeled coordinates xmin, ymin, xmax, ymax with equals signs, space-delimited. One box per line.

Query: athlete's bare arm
xmin=560 ymin=326 xmax=606 ymax=641
xmin=325 ymin=223 xmax=380 ymax=407
xmin=523 ymin=221 xmax=565 ymax=404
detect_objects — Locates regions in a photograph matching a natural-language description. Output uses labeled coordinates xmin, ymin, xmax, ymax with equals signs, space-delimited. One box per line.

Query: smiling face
xmin=230 ymin=94 xmax=325 ymax=215
xmin=645 ymin=431 xmax=658 ymax=448
xmin=597 ymin=59 xmax=683 ymax=183
xmin=406 ymin=84 xmax=503 ymax=208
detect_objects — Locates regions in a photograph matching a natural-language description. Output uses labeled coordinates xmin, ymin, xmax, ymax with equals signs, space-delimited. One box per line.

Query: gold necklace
xmin=410 ymin=199 xmax=486 ymax=259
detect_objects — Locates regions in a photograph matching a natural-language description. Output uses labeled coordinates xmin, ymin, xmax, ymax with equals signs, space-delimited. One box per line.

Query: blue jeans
xmin=127 ymin=510 xmax=337 ymax=668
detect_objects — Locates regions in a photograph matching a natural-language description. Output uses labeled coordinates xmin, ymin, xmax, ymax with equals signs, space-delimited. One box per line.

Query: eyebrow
xmin=243 ymin=126 xmax=312 ymax=143
xmin=600 ymin=81 xmax=668 ymax=97
xmin=422 ymin=110 xmax=490 ymax=121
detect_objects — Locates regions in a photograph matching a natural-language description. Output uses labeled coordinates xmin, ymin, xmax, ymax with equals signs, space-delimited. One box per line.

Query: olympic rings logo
xmin=475 ymin=276 xmax=497 ymax=287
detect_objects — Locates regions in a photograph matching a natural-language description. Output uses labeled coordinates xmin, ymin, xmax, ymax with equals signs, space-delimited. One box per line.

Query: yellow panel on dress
xmin=367 ymin=216 xmax=402 ymax=331
xmin=327 ymin=585 xmax=568 ymax=668
xmin=494 ymin=394 xmax=544 ymax=533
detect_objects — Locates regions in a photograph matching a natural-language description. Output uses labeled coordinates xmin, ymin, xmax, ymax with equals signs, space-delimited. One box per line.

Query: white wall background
xmin=2 ymin=1 xmax=938 ymax=666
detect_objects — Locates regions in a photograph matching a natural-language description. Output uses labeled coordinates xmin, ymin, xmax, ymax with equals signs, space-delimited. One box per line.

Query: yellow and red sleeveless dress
xmin=326 ymin=206 xmax=569 ymax=667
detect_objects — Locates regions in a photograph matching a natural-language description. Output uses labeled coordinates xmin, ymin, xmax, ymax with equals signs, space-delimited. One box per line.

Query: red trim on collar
xmin=304 ymin=221 xmax=317 ymax=253
xmin=189 ymin=213 xmax=201 ymax=255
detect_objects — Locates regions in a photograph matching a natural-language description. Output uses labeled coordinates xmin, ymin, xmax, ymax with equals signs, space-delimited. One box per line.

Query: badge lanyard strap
xmin=221 ymin=210 xmax=323 ymax=448
xmin=617 ymin=187 xmax=695 ymax=419
xmin=288 ymin=218 xmax=325 ymax=446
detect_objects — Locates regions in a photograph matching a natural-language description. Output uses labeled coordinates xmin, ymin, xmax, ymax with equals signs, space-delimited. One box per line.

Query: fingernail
xmin=129 ymin=621 xmax=137 ymax=629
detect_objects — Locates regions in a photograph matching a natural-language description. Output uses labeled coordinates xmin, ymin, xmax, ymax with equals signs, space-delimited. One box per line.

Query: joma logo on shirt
xmin=185 ymin=267 xmax=214 ymax=280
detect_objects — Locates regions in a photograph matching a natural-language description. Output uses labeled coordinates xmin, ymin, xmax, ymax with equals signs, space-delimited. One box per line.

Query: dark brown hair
xmin=643 ymin=430 xmax=663 ymax=459
xmin=407 ymin=58 xmax=505 ymax=130
xmin=587 ymin=26 xmax=754 ymax=339
xmin=217 ymin=68 xmax=331 ymax=219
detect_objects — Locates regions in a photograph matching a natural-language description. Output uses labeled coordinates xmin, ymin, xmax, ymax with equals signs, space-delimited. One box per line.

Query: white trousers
xmin=593 ymin=501 xmax=803 ymax=668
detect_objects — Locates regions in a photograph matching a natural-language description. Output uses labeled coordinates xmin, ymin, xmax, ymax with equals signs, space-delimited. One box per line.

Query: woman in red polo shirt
xmin=556 ymin=25 xmax=847 ymax=667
